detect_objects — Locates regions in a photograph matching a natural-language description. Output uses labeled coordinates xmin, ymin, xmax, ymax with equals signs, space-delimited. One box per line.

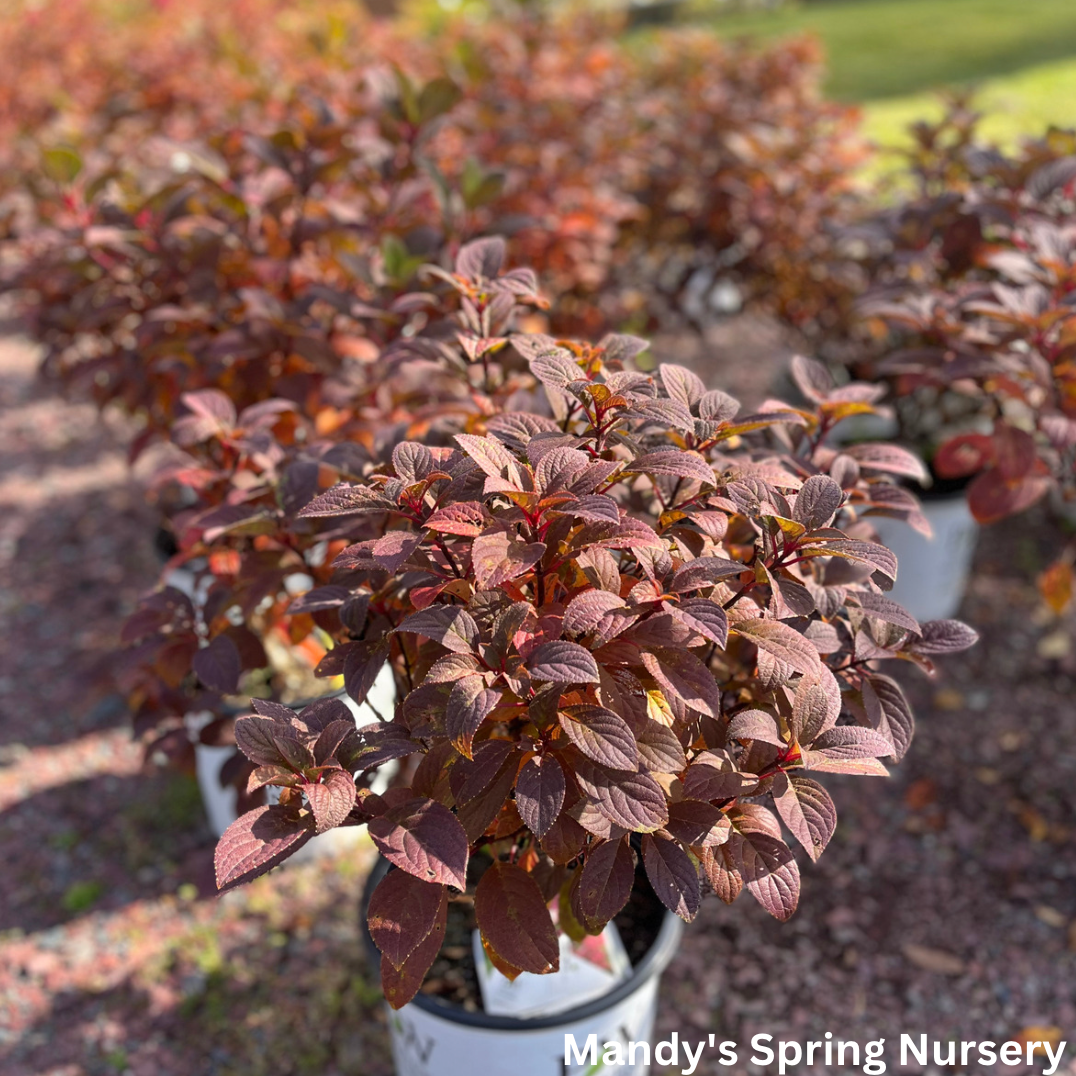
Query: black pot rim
xmin=361 ymin=856 xmax=684 ymax=1031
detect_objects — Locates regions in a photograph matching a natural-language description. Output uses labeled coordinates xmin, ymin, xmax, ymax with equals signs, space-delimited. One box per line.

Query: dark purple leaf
xmin=515 ymin=755 xmax=565 ymax=839
xmin=367 ymin=797 xmax=469 ymax=889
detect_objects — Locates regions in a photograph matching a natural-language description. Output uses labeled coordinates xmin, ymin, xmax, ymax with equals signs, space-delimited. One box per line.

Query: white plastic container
xmin=192 ymin=663 xmax=398 ymax=861
xmin=364 ymin=861 xmax=683 ymax=1076
xmin=870 ymin=493 xmax=979 ymax=623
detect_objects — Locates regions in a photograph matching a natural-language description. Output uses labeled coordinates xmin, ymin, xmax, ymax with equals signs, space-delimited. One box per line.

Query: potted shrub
xmin=210 ymin=308 xmax=976 ymax=1072
xmin=850 ymin=114 xmax=1076 ymax=617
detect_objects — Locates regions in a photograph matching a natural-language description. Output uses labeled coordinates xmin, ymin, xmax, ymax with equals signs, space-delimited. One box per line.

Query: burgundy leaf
xmin=730 ymin=809 xmax=800 ymax=921
xmin=425 ymin=502 xmax=490 ymax=537
xmin=446 ymin=676 xmax=501 ymax=758
xmin=193 ymin=634 xmax=241 ymax=693
xmin=472 ymin=532 xmax=545 ymax=590
xmin=234 ymin=716 xmax=303 ymax=769
xmin=515 ymin=754 xmax=566 ymax=839
xmin=573 ymin=760 xmax=669 ymax=832
xmin=559 ymin=705 xmax=638 ymax=771
xmin=526 ymin=640 xmax=600 ymax=683
xmin=734 ymin=619 xmax=822 ymax=677
xmin=670 ymin=556 xmax=744 ymax=593
xmin=726 ymin=708 xmax=785 ymax=746
xmin=367 ymin=797 xmax=469 ymax=889
xmin=380 ymin=892 xmax=447 ymax=1010
xmin=659 ymin=363 xmax=706 ymax=408
xmin=642 ymin=834 xmax=700 ymax=921
xmin=665 ymin=598 xmax=728 ymax=647
xmin=851 ymin=593 xmax=920 ymax=634
xmin=793 ymin=474 xmax=844 ymax=530
xmin=367 ymin=870 xmax=447 ymax=971
xmin=772 ymin=772 xmax=836 ymax=862
xmin=666 ymin=800 xmax=731 ymax=848
xmin=576 ymin=836 xmax=635 ymax=931
xmin=640 ymin=648 xmax=720 ymax=717
xmin=343 ymin=641 xmax=389 ymax=707
xmin=563 ymin=590 xmax=627 ymax=637
xmin=628 ymin=449 xmax=715 ymax=486
xmin=812 ymin=726 xmax=895 ymax=758
xmin=911 ymin=619 xmax=980 ymax=654
xmin=305 ymin=769 xmax=356 ymax=833
xmin=298 ymin=484 xmax=394 ymax=517
xmin=214 ymin=805 xmax=314 ymax=891
xmin=474 ymin=861 xmax=560 ymax=975
xmin=861 ymin=674 xmax=914 ymax=760
xmin=396 ymin=606 xmax=480 ymax=655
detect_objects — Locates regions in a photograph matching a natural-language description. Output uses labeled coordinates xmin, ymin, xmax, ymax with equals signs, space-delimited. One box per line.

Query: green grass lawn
xmin=693 ymin=0 xmax=1076 ymax=161
xmin=699 ymin=0 xmax=1076 ymax=101
xmin=861 ymin=55 xmax=1076 ymax=157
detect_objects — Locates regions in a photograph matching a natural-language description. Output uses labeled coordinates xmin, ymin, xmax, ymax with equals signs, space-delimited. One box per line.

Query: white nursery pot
xmin=364 ymin=862 xmax=684 ymax=1076
xmin=870 ymin=493 xmax=979 ymax=623
xmin=192 ymin=663 xmax=398 ymax=860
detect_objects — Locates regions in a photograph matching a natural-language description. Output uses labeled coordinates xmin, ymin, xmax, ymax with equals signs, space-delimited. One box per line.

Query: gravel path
xmin=1 ymin=331 xmax=1074 ymax=1076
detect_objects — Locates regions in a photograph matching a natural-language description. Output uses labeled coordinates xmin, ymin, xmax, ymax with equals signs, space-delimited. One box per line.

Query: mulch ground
xmin=1 ymin=329 xmax=1074 ymax=1076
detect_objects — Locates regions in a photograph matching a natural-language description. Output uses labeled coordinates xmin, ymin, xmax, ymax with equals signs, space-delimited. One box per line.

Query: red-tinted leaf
xmin=845 ymin=442 xmax=928 ymax=482
xmin=789 ymin=670 xmax=841 ymax=743
xmin=515 ymin=754 xmax=566 ymax=839
xmin=472 ymin=532 xmax=545 ymax=590
xmin=380 ymin=891 xmax=447 ymax=1009
xmin=851 ymin=593 xmax=920 ymax=634
xmin=299 ymin=484 xmax=394 ymax=517
xmin=665 ymin=800 xmax=731 ymax=848
xmin=367 ymin=797 xmax=469 ymax=889
xmin=576 ymin=836 xmax=635 ymax=931
xmin=456 ymin=236 xmax=505 ymax=279
xmin=526 ymin=640 xmax=600 ymax=683
xmin=234 ymin=716 xmax=303 ymax=769
xmin=665 ymin=598 xmax=728 ymax=648
xmin=641 ymin=648 xmax=720 ymax=717
xmin=454 ymin=433 xmax=524 ymax=486
xmin=446 ymin=676 xmax=501 ymax=759
xmin=812 ymin=726 xmax=895 ymax=758
xmin=367 ymin=870 xmax=447 ymax=971
xmin=425 ymin=502 xmax=490 ymax=537
xmin=911 ymin=619 xmax=979 ymax=654
xmin=214 ymin=805 xmax=314 ymax=891
xmin=396 ymin=606 xmax=480 ymax=655
xmin=734 ymin=619 xmax=821 ymax=677
xmin=793 ymin=474 xmax=844 ymax=530
xmin=682 ymin=752 xmax=758 ymax=802
xmin=305 ymin=769 xmax=356 ymax=833
xmin=632 ymin=720 xmax=687 ymax=774
xmin=372 ymin=531 xmax=421 ymax=573
xmin=642 ymin=834 xmax=700 ymax=921
xmin=861 ymin=674 xmax=914 ymax=760
xmin=934 ymin=433 xmax=994 ymax=479
xmin=628 ymin=450 xmax=714 ymax=486
xmin=474 ymin=861 xmax=560 ymax=975
xmin=573 ymin=760 xmax=669 ymax=832
xmin=670 ymin=556 xmax=744 ymax=593
xmin=729 ymin=810 xmax=800 ymax=921
xmin=801 ymin=750 xmax=888 ymax=776
xmin=193 ymin=634 xmax=241 ymax=693
xmin=659 ymin=363 xmax=706 ymax=408
xmin=392 ymin=441 xmax=434 ymax=483
xmin=563 ymin=590 xmax=628 ymax=637
xmin=772 ymin=772 xmax=836 ymax=862
xmin=343 ymin=641 xmax=389 ymax=707
xmin=559 ymin=705 xmax=638 ymax=771
xmin=700 ymin=843 xmax=742 ymax=904
xmin=726 ymin=708 xmax=785 ymax=747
